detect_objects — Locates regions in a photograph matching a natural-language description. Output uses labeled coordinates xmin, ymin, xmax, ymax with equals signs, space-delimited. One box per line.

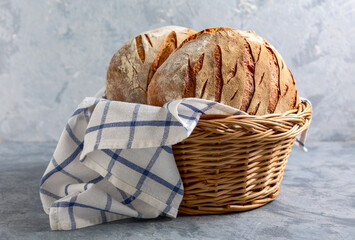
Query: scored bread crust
xmin=106 ymin=26 xmax=196 ymax=103
xmin=147 ymin=27 xmax=300 ymax=115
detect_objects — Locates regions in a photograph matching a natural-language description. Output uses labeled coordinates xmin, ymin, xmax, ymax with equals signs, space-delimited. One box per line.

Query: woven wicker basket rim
xmin=198 ymin=100 xmax=311 ymax=121
xmin=185 ymin=101 xmax=312 ymax=141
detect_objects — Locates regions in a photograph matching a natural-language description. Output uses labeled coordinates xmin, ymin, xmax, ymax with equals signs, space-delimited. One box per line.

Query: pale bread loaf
xmin=106 ymin=26 xmax=196 ymax=103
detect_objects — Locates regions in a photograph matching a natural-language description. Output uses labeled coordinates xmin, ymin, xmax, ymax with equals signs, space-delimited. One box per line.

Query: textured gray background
xmin=1 ymin=0 xmax=355 ymax=142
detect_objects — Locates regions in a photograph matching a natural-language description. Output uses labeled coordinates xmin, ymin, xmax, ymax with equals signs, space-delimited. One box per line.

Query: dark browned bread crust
xmin=147 ymin=28 xmax=300 ymax=115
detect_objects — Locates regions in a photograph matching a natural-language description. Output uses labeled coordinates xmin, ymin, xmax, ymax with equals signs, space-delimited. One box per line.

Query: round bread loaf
xmin=106 ymin=25 xmax=196 ymax=103
xmin=147 ymin=27 xmax=300 ymax=115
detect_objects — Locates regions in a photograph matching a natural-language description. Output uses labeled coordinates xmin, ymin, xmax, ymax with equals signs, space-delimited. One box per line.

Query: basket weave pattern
xmin=173 ymin=101 xmax=312 ymax=215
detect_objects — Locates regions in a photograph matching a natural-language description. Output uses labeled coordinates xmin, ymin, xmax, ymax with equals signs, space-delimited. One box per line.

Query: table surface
xmin=0 ymin=141 xmax=354 ymax=240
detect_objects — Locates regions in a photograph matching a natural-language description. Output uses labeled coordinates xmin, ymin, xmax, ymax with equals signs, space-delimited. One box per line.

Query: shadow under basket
xmin=173 ymin=101 xmax=312 ymax=215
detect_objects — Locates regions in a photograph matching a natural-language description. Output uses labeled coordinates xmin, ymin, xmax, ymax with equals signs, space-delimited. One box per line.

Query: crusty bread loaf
xmin=106 ymin=26 xmax=196 ymax=103
xmin=147 ymin=27 xmax=300 ymax=115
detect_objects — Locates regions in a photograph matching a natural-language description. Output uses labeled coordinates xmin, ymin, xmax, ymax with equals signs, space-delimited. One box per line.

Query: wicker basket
xmin=173 ymin=101 xmax=312 ymax=215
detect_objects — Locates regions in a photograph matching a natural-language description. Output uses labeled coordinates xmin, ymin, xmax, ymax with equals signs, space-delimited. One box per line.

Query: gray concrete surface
xmin=1 ymin=0 xmax=355 ymax=142
xmin=1 ymin=141 xmax=354 ymax=239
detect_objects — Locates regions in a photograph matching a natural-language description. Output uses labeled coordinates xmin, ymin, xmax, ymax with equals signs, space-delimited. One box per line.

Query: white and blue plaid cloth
xmin=40 ymin=87 xmax=309 ymax=230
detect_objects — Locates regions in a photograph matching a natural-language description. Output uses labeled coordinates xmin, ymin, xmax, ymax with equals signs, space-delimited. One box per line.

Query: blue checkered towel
xmin=40 ymin=87 xmax=309 ymax=230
